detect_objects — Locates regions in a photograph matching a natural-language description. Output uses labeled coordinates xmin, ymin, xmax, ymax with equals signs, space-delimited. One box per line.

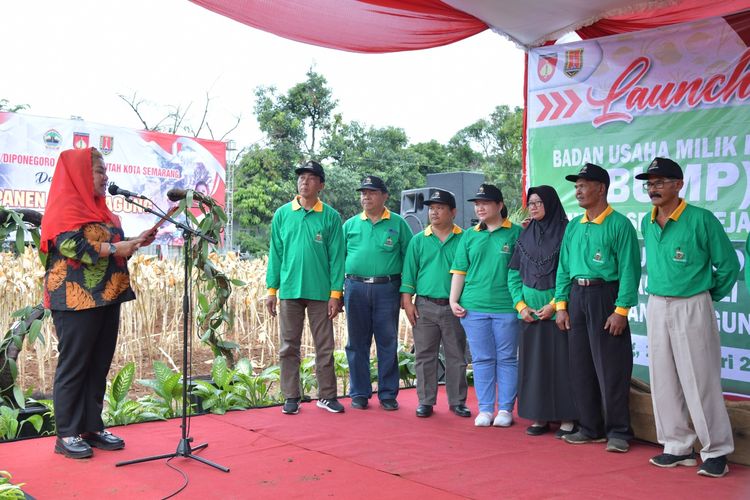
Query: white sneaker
xmin=474 ymin=412 xmax=493 ymax=427
xmin=493 ymin=410 xmax=513 ymax=427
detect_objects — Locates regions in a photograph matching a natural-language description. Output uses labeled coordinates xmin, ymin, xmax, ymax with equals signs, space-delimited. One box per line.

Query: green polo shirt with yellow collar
xmin=266 ymin=196 xmax=345 ymax=301
xmin=450 ymin=219 xmax=521 ymax=314
xmin=400 ymin=224 xmax=463 ymax=299
xmin=343 ymin=208 xmax=412 ymax=276
xmin=554 ymin=205 xmax=640 ymax=315
xmin=641 ymin=199 xmax=739 ymax=300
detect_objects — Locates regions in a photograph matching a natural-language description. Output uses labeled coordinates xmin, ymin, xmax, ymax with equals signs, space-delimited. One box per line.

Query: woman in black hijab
xmin=508 ymin=185 xmax=578 ymax=437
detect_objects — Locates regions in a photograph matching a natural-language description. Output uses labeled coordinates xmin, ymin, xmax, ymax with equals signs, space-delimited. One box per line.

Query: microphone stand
xmin=116 ymin=195 xmax=228 ymax=472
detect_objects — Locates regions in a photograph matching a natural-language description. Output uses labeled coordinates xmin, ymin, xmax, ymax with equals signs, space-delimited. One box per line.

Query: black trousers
xmin=568 ymin=282 xmax=633 ymax=440
xmin=52 ymin=304 xmax=120 ymax=437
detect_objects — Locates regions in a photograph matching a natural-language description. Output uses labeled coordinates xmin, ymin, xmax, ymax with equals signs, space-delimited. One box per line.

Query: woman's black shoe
xmin=526 ymin=424 xmax=550 ymax=436
xmin=555 ymin=425 xmax=579 ymax=439
xmin=55 ymin=436 xmax=93 ymax=459
xmin=81 ymin=430 xmax=125 ymax=450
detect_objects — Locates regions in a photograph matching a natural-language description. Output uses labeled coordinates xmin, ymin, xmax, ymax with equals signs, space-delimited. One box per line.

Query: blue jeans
xmin=460 ymin=311 xmax=519 ymax=413
xmin=344 ymin=278 xmax=401 ymax=400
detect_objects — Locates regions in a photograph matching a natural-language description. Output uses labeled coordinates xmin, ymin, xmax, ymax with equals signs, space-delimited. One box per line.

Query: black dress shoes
xmin=380 ymin=399 xmax=399 ymax=411
xmin=449 ymin=404 xmax=471 ymax=417
xmin=416 ymin=404 xmax=433 ymax=417
xmin=81 ymin=430 xmax=125 ymax=450
xmin=55 ymin=436 xmax=93 ymax=459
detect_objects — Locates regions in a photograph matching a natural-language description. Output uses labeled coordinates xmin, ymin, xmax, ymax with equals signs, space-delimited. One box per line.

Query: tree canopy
xmin=232 ymin=69 xmax=523 ymax=254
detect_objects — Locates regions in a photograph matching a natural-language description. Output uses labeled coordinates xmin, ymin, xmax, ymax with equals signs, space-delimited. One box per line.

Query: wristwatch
xmin=108 ymin=243 xmax=117 ymax=256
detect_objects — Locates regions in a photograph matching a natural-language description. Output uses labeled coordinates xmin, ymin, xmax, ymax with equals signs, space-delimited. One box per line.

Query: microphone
xmin=167 ymin=188 xmax=210 ymax=204
xmin=108 ymin=183 xmax=146 ymax=199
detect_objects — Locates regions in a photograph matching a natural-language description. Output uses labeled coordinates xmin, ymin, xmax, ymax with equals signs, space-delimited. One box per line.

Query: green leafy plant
xmin=369 ymin=356 xmax=378 ymax=383
xmin=299 ymin=356 xmax=317 ymax=397
xmin=103 ymin=362 xmax=147 ymax=425
xmin=333 ymin=350 xmax=349 ymax=396
xmin=190 ymin=356 xmax=251 ymax=415
xmin=137 ymin=361 xmax=189 ymax=419
xmin=24 ymin=398 xmax=55 ymax=437
xmin=0 ymin=305 xmax=48 ymax=408
xmin=231 ymin=359 xmax=282 ymax=407
xmin=397 ymin=345 xmax=416 ymax=388
xmin=0 ymin=470 xmax=25 ymax=499
xmin=0 ymin=406 xmax=43 ymax=441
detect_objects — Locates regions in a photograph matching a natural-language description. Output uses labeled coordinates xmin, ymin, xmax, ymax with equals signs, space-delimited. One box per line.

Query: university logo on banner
xmin=564 ymin=49 xmax=583 ymax=77
xmin=538 ymin=53 xmax=558 ymax=82
xmin=73 ymin=132 xmax=89 ymax=149
xmin=43 ymin=129 xmax=62 ymax=149
xmin=99 ymin=135 xmax=114 ymax=155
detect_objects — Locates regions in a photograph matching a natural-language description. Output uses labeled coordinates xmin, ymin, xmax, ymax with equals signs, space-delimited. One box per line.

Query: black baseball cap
xmin=356 ymin=175 xmax=388 ymax=193
xmin=295 ymin=160 xmax=325 ymax=182
xmin=424 ymin=188 xmax=456 ymax=209
xmin=635 ymin=157 xmax=683 ymax=180
xmin=468 ymin=183 xmax=503 ymax=203
xmin=565 ymin=163 xmax=610 ymax=189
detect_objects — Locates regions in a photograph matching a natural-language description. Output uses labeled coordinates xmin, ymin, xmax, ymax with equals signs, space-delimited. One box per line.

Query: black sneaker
xmin=317 ymin=398 xmax=345 ymax=413
xmin=282 ymin=398 xmax=301 ymax=415
xmin=606 ymin=438 xmax=630 ymax=453
xmin=380 ymin=399 xmax=399 ymax=411
xmin=698 ymin=456 xmax=729 ymax=478
xmin=649 ymin=452 xmax=697 ymax=468
xmin=351 ymin=396 xmax=368 ymax=409
xmin=563 ymin=431 xmax=606 ymax=444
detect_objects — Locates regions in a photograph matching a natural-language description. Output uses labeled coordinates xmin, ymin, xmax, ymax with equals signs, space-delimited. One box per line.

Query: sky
xmin=1 ymin=0 xmax=526 ymax=149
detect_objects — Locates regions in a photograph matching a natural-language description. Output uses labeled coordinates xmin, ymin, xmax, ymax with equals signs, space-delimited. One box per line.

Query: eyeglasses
xmin=643 ymin=179 xmax=678 ymax=190
xmin=527 ymin=200 xmax=544 ymax=208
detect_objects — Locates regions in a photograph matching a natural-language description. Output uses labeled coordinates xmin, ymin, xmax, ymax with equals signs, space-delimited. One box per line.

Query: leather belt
xmin=573 ymin=278 xmax=607 ymax=286
xmin=418 ymin=296 xmax=450 ymax=306
xmin=346 ymin=274 xmax=401 ymax=284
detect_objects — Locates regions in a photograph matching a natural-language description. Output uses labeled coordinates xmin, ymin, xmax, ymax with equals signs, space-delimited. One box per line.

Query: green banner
xmin=527 ymin=17 xmax=750 ymax=395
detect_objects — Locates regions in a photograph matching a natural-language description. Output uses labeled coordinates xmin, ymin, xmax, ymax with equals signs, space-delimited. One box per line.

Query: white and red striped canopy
xmin=190 ymin=0 xmax=750 ymax=52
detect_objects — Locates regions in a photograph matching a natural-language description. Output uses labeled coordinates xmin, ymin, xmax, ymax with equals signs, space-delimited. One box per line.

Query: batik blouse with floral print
xmin=43 ymin=222 xmax=135 ymax=311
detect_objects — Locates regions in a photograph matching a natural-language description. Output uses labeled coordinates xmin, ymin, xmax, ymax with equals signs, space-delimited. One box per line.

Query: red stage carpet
xmin=3 ymin=388 xmax=749 ymax=499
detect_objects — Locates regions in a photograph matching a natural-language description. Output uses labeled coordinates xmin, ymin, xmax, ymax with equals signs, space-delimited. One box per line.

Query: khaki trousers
xmin=647 ymin=292 xmax=734 ymax=459
xmin=279 ymin=299 xmax=337 ymax=399
xmin=413 ymin=297 xmax=468 ymax=406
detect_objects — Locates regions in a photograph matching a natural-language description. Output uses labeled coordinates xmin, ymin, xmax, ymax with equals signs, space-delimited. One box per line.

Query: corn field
xmin=1 ymin=248 xmax=414 ymax=396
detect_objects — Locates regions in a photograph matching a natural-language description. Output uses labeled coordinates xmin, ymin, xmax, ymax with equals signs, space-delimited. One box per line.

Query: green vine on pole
xmin=0 ymin=208 xmax=46 ymax=408
xmin=170 ymin=192 xmax=244 ymax=367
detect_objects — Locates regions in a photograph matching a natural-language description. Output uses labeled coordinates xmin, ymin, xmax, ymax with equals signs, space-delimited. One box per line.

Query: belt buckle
xmin=577 ymin=278 xmax=589 ymax=286
xmin=363 ymin=277 xmax=376 ymax=284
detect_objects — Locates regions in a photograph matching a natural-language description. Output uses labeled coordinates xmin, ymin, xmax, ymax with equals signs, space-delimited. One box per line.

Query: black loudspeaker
xmin=400 ymin=187 xmax=434 ymax=234
xmin=425 ymin=172 xmax=485 ymax=230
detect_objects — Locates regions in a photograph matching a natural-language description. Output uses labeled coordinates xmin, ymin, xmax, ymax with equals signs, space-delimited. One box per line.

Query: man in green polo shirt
xmin=637 ymin=157 xmax=739 ymax=478
xmin=265 ymin=160 xmax=345 ymax=415
xmin=554 ymin=163 xmax=640 ymax=453
xmin=343 ymin=175 xmax=412 ymax=411
xmin=401 ymin=189 xmax=470 ymax=419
